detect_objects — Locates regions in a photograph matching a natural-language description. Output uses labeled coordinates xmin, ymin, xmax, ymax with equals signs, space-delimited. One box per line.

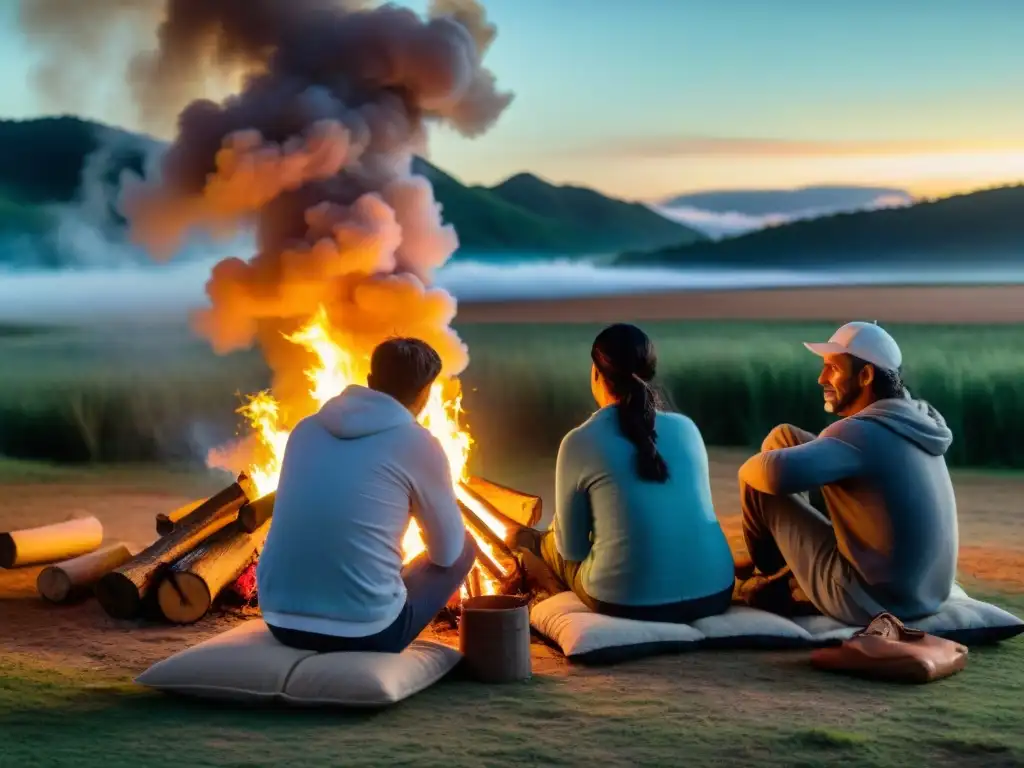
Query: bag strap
xmin=853 ymin=611 xmax=927 ymax=641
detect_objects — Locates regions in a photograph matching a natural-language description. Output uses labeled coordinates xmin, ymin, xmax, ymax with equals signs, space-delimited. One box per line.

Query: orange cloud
xmin=574 ymin=135 xmax=1024 ymax=159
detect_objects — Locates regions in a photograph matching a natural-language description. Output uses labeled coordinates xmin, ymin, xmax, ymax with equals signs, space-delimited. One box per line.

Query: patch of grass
xmin=2 ymin=594 xmax=1023 ymax=767
xmin=460 ymin=320 xmax=1024 ymax=472
xmin=2 ymin=320 xmax=1024 ymax=471
xmin=787 ymin=728 xmax=872 ymax=749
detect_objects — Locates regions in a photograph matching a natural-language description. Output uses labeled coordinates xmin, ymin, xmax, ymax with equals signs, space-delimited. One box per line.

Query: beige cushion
xmin=530 ymin=585 xmax=1024 ymax=665
xmin=135 ymin=619 xmax=463 ymax=707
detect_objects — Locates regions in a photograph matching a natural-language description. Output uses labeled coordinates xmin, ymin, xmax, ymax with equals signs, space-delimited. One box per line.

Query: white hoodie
xmin=256 ymin=385 xmax=467 ymax=638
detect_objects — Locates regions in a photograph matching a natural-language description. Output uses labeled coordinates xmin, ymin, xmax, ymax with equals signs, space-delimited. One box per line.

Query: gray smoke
xmin=20 ymin=0 xmax=513 ymax=457
xmin=121 ymin=0 xmax=511 ymax=375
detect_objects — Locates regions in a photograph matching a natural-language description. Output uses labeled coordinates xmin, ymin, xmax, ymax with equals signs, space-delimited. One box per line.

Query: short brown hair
xmin=368 ymin=338 xmax=443 ymax=407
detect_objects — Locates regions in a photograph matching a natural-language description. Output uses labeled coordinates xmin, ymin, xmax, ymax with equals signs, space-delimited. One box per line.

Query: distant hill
xmin=654 ymin=185 xmax=914 ymax=239
xmin=486 ymin=173 xmax=706 ymax=253
xmin=0 ymin=116 xmax=703 ymax=267
xmin=660 ymin=185 xmax=912 ymax=215
xmin=616 ymin=185 xmax=1024 ymax=268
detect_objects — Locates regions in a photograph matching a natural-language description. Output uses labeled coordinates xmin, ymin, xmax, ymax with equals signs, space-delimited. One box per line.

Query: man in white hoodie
xmin=256 ymin=338 xmax=476 ymax=654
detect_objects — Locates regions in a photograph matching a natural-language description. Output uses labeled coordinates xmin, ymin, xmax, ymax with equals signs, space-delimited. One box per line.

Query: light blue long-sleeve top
xmin=553 ymin=406 xmax=735 ymax=606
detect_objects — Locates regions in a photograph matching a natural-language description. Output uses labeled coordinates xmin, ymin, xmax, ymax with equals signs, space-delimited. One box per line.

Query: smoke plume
xmin=87 ymin=0 xmax=511 ymax=451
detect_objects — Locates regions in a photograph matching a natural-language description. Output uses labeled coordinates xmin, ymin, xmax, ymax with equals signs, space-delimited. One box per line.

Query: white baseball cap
xmin=803 ymin=321 xmax=902 ymax=372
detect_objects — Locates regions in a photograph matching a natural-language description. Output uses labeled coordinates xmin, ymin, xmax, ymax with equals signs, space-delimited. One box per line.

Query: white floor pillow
xmin=136 ymin=619 xmax=463 ymax=706
xmin=530 ymin=585 xmax=1024 ymax=665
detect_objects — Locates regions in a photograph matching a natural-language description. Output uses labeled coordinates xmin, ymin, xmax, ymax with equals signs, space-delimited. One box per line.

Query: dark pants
xmin=741 ymin=424 xmax=884 ymax=626
xmin=740 ymin=482 xmax=884 ymax=625
xmin=267 ymin=533 xmax=478 ymax=654
xmin=526 ymin=529 xmax=733 ymax=624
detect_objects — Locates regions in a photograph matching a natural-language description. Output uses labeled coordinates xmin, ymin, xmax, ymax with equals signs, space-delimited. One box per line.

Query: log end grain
xmin=95 ymin=571 xmax=144 ymax=620
xmin=36 ymin=543 xmax=136 ymax=604
xmin=238 ymin=493 xmax=275 ymax=533
xmin=0 ymin=533 xmax=15 ymax=570
xmin=36 ymin=566 xmax=73 ymax=603
xmin=0 ymin=516 xmax=104 ymax=568
xmin=156 ymin=572 xmax=212 ymax=625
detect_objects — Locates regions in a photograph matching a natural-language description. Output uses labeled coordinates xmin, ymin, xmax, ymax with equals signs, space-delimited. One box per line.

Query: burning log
xmin=463 ymin=476 xmax=542 ymax=528
xmin=456 ymin=495 xmax=523 ymax=594
xmin=237 ymin=492 xmax=275 ymax=533
xmin=155 ymin=499 xmax=204 ymax=536
xmin=36 ymin=542 xmax=140 ymax=604
xmin=157 ymin=522 xmax=270 ymax=625
xmin=467 ymin=565 xmax=483 ymax=599
xmin=468 ymin=540 xmax=507 ymax=586
xmin=234 ymin=480 xmax=535 ymax=546
xmin=95 ymin=480 xmax=252 ymax=620
xmin=0 ymin=516 xmax=104 ymax=569
xmin=166 ymin=476 xmax=530 ymax=621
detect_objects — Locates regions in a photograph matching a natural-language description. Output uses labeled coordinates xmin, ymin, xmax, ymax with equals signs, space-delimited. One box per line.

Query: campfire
xmin=67 ymin=0 xmax=520 ymax=625
xmin=235 ymin=305 xmax=527 ymax=602
xmin=90 ymin=305 xmax=540 ymax=625
xmin=92 ymin=471 xmax=539 ymax=626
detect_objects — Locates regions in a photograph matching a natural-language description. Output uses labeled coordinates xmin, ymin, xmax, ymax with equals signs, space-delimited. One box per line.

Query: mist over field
xmin=5 ymin=251 xmax=1024 ymax=329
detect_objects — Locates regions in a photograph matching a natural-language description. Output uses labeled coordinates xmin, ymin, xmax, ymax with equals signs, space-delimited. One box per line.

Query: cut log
xmin=156 ymin=522 xmax=270 ymax=625
xmin=0 ymin=516 xmax=104 ymax=569
xmin=457 ymin=498 xmax=517 ymax=565
xmin=156 ymin=474 xmax=254 ymax=536
xmin=456 ymin=516 xmax=510 ymax=585
xmin=237 ymin=491 xmax=275 ymax=533
xmin=36 ymin=542 xmax=142 ymax=604
xmin=155 ymin=498 xmax=205 ymax=536
xmin=467 ymin=565 xmax=483 ymax=599
xmin=463 ymin=476 xmax=542 ymax=527
xmin=95 ymin=480 xmax=252 ymax=620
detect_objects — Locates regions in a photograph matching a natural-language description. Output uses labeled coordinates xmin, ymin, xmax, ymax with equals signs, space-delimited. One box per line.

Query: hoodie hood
xmin=850 ymin=391 xmax=953 ymax=456
xmin=315 ymin=385 xmax=415 ymax=439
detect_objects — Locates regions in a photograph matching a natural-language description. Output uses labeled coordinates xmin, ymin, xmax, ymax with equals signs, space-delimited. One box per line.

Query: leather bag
xmin=810 ymin=612 xmax=968 ymax=684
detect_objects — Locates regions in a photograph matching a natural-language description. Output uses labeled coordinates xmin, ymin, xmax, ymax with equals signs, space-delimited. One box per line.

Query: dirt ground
xmin=3 ymin=282 xmax=1024 ymax=712
xmin=1 ymin=449 xmax=1022 ymax=683
xmin=457 ymin=284 xmax=1024 ymax=324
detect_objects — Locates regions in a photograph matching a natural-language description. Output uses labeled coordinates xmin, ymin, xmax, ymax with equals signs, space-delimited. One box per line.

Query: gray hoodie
xmin=256 ymin=385 xmax=466 ymax=638
xmin=746 ymin=392 xmax=958 ymax=619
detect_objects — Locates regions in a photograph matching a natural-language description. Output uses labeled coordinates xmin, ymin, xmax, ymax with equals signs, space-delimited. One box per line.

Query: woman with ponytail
xmin=510 ymin=323 xmax=735 ymax=623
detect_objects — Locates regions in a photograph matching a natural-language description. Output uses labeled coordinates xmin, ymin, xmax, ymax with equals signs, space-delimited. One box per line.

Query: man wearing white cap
xmin=737 ymin=321 xmax=958 ymax=626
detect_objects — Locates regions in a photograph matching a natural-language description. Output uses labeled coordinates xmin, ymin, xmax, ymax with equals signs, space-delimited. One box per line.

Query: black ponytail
xmin=592 ymin=324 xmax=670 ymax=483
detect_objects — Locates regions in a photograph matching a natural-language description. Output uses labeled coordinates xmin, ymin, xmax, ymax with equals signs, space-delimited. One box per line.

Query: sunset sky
xmin=2 ymin=0 xmax=1023 ymax=202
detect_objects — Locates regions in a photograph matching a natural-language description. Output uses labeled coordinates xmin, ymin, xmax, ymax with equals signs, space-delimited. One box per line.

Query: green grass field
xmin=3 ymin=319 xmax=1024 ymax=471
xmin=3 ymin=324 xmax=1024 ymax=766
xmin=2 ymin=587 xmax=1023 ymax=767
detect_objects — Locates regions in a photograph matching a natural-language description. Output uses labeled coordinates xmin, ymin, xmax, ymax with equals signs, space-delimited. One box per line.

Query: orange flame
xmin=238 ymin=306 xmax=505 ymax=594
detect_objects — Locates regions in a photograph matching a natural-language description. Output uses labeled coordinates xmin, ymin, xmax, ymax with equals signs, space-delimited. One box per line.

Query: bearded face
xmin=817 ymin=353 xmax=871 ymax=416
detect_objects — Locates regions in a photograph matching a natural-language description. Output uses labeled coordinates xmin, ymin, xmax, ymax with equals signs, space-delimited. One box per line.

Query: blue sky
xmin=3 ymin=0 xmax=1023 ymax=200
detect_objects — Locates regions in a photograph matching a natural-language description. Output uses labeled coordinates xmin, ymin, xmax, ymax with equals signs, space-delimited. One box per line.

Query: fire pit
xmin=94 ymin=473 xmax=540 ymax=625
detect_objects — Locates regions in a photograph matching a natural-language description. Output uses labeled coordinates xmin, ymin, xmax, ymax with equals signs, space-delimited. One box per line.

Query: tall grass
xmin=2 ymin=320 xmax=1024 ymax=470
xmin=458 ymin=321 xmax=1024 ymax=470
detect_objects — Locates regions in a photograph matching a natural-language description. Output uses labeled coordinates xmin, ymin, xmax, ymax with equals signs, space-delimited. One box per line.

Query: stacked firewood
xmin=1 ymin=476 xmax=540 ymax=627
xmin=0 ymin=476 xmax=266 ymax=624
